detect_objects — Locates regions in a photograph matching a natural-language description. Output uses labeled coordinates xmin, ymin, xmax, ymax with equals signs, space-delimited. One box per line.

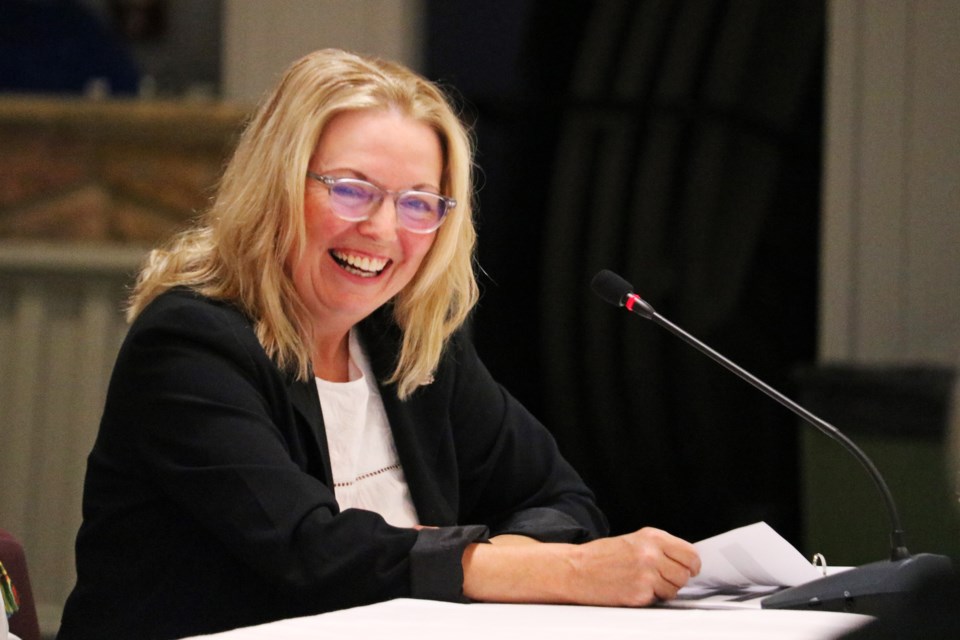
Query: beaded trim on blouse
xmin=333 ymin=463 xmax=403 ymax=488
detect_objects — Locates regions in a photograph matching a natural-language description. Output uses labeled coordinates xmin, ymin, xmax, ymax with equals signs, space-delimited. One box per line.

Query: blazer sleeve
xmin=441 ymin=333 xmax=610 ymax=542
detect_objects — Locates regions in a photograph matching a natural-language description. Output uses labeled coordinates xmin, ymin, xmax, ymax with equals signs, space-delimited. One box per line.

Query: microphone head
xmin=591 ymin=269 xmax=634 ymax=307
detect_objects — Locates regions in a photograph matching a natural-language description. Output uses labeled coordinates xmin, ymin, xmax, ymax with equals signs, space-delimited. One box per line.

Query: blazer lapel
xmin=286 ymin=376 xmax=334 ymax=487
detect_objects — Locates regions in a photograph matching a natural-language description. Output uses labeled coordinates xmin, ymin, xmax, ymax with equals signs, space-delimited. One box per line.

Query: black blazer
xmin=57 ymin=289 xmax=607 ymax=640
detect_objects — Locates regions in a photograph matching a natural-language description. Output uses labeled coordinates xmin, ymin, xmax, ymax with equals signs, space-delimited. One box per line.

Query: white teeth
xmin=332 ymin=250 xmax=388 ymax=276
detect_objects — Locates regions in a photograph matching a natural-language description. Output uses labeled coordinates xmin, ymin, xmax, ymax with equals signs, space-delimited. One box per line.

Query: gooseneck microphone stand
xmin=591 ymin=269 xmax=953 ymax=615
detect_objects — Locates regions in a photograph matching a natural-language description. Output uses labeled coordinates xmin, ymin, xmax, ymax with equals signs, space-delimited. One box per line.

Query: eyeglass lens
xmin=328 ymin=179 xmax=448 ymax=232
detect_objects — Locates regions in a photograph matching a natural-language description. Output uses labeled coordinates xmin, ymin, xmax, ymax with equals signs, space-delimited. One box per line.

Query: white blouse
xmin=314 ymin=330 xmax=420 ymax=528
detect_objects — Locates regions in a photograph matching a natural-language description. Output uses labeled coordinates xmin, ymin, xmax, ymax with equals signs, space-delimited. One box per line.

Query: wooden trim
xmin=0 ymin=241 xmax=147 ymax=275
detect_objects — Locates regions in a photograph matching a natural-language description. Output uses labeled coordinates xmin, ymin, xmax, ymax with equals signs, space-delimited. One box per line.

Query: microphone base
xmin=761 ymin=553 xmax=955 ymax=616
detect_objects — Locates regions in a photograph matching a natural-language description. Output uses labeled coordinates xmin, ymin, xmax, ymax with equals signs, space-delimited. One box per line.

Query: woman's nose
xmin=357 ymin=197 xmax=399 ymax=239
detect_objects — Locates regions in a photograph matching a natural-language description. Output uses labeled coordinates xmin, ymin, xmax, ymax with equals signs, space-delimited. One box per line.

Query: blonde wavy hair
xmin=127 ymin=49 xmax=479 ymax=399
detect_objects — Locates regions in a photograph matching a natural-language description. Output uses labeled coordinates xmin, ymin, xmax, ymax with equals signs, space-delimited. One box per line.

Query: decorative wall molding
xmin=0 ymin=96 xmax=246 ymax=245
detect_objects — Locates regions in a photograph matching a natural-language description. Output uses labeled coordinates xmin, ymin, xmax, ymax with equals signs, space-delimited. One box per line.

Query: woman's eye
xmin=333 ymin=184 xmax=372 ymax=201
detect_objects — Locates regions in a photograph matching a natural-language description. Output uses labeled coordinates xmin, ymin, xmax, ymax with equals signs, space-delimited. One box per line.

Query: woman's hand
xmin=566 ymin=527 xmax=701 ymax=605
xmin=461 ymin=527 xmax=700 ymax=607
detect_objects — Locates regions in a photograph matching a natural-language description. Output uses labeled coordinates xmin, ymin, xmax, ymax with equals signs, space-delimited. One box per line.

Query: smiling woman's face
xmin=289 ymin=108 xmax=443 ymax=334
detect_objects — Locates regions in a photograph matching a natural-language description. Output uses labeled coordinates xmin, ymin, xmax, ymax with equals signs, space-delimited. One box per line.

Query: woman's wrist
xmin=461 ymin=540 xmax=579 ymax=604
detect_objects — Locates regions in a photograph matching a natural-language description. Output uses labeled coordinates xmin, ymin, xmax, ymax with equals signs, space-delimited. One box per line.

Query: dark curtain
xmin=426 ymin=0 xmax=822 ymax=546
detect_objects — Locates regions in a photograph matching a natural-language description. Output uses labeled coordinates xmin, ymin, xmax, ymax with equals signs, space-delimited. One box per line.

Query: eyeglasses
xmin=307 ymin=172 xmax=455 ymax=234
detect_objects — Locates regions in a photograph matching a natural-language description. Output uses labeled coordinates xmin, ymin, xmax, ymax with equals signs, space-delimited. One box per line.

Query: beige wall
xmin=222 ymin=0 xmax=425 ymax=105
xmin=820 ymin=0 xmax=960 ymax=365
xmin=808 ymin=0 xmax=960 ymax=566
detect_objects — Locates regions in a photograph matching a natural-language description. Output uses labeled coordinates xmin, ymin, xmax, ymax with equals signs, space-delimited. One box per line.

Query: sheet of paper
xmin=686 ymin=521 xmax=823 ymax=590
xmin=665 ymin=584 xmax=784 ymax=609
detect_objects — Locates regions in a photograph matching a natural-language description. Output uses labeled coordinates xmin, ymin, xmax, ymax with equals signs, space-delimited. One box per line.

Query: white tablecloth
xmin=180 ymin=598 xmax=872 ymax=640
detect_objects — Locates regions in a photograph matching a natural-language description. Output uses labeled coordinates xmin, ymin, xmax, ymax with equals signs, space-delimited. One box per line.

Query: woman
xmin=57 ymin=49 xmax=700 ymax=640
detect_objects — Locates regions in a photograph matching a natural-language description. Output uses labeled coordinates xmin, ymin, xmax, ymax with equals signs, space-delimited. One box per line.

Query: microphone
xmin=590 ymin=268 xmax=953 ymax=615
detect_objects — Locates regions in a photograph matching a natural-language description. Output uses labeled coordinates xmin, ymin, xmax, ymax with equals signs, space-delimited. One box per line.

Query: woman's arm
xmin=463 ymin=527 xmax=701 ymax=606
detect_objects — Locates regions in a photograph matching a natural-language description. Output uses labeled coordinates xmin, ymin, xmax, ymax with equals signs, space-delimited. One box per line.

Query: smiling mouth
xmin=330 ymin=250 xmax=390 ymax=278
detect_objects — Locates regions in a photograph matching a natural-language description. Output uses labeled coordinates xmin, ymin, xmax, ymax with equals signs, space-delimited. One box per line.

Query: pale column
xmin=222 ymin=0 xmax=425 ymax=105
